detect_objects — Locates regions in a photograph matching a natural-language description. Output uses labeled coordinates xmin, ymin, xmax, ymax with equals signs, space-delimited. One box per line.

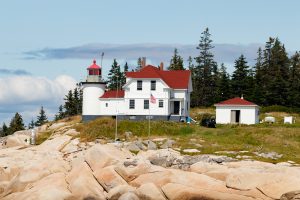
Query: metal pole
xmin=148 ymin=93 xmax=150 ymax=149
xmin=115 ymin=75 xmax=118 ymax=142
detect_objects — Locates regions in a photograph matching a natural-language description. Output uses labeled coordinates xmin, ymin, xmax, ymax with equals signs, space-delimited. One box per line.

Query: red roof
xmin=100 ymin=90 xmax=125 ymax=98
xmin=215 ymin=97 xmax=257 ymax=106
xmin=87 ymin=60 xmax=101 ymax=69
xmin=125 ymin=65 xmax=191 ymax=89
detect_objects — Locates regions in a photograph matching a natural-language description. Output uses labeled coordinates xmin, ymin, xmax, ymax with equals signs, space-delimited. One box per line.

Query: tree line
xmin=106 ymin=28 xmax=300 ymax=109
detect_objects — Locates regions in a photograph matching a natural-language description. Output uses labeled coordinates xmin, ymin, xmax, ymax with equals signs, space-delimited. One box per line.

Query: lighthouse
xmin=81 ymin=60 xmax=106 ymax=121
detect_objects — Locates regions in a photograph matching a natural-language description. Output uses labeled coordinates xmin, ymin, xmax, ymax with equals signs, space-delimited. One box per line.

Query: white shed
xmin=214 ymin=97 xmax=259 ymax=125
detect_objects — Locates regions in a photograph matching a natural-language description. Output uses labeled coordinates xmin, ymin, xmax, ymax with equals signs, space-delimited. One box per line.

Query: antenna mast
xmin=101 ymin=52 xmax=104 ymax=67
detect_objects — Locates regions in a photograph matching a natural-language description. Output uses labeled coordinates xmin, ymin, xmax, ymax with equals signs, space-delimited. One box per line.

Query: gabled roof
xmin=125 ymin=65 xmax=191 ymax=89
xmin=100 ymin=90 xmax=124 ymax=99
xmin=215 ymin=97 xmax=258 ymax=106
xmin=87 ymin=60 xmax=101 ymax=70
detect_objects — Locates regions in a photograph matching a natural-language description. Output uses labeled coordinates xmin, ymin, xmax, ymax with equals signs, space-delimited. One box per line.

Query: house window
xmin=151 ymin=80 xmax=156 ymax=90
xmin=105 ymin=103 xmax=108 ymax=107
xmin=159 ymin=100 xmax=163 ymax=108
xmin=129 ymin=100 xmax=135 ymax=109
xmin=137 ymin=80 xmax=142 ymax=90
xmin=144 ymin=100 xmax=149 ymax=109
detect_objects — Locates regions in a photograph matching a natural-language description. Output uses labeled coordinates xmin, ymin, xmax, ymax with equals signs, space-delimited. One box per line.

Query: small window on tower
xmin=137 ymin=80 xmax=142 ymax=90
xmin=106 ymin=103 xmax=108 ymax=107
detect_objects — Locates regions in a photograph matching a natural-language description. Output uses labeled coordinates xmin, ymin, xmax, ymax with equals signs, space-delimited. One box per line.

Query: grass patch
xmin=36 ymin=131 xmax=52 ymax=145
xmin=74 ymin=109 xmax=300 ymax=164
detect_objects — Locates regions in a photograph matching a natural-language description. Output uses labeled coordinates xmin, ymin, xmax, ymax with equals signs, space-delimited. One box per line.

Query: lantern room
xmin=86 ymin=59 xmax=102 ymax=82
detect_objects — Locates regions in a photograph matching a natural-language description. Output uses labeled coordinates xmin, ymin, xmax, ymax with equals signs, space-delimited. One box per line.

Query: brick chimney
xmin=159 ymin=62 xmax=164 ymax=70
xmin=141 ymin=57 xmax=146 ymax=68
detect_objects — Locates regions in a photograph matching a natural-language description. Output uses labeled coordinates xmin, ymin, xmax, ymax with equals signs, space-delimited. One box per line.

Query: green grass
xmin=74 ymin=109 xmax=300 ymax=164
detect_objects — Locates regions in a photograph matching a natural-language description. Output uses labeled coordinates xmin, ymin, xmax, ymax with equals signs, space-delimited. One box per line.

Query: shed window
xmin=144 ymin=100 xmax=149 ymax=109
xmin=137 ymin=80 xmax=142 ymax=90
xmin=129 ymin=100 xmax=135 ymax=109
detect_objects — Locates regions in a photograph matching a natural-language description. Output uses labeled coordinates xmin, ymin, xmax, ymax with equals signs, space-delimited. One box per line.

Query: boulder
xmin=160 ymin=139 xmax=175 ymax=149
xmin=281 ymin=190 xmax=300 ymax=200
xmin=258 ymin=177 xmax=300 ymax=199
xmin=63 ymin=129 xmax=80 ymax=136
xmin=182 ymin=149 xmax=200 ymax=153
xmin=93 ymin=166 xmax=128 ymax=191
xmin=115 ymin=158 xmax=164 ymax=182
xmin=4 ymin=133 xmax=30 ymax=148
xmin=143 ymin=140 xmax=157 ymax=150
xmin=119 ymin=192 xmax=139 ymax=200
xmin=61 ymin=138 xmax=80 ymax=154
xmin=137 ymin=183 xmax=166 ymax=200
xmin=2 ymin=173 xmax=74 ymax=200
xmin=107 ymin=185 xmax=137 ymax=200
xmin=48 ymin=122 xmax=66 ymax=130
xmin=162 ymin=183 xmax=254 ymax=200
xmin=85 ymin=144 xmax=132 ymax=171
xmin=36 ymin=135 xmax=72 ymax=152
xmin=130 ymin=170 xmax=173 ymax=187
xmin=66 ymin=162 xmax=106 ymax=200
xmin=138 ymin=149 xmax=181 ymax=168
xmin=126 ymin=142 xmax=141 ymax=152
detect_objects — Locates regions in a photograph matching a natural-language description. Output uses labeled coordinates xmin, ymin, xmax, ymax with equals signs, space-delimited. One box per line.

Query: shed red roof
xmin=215 ymin=97 xmax=257 ymax=106
xmin=87 ymin=60 xmax=101 ymax=69
xmin=100 ymin=90 xmax=124 ymax=98
xmin=125 ymin=65 xmax=190 ymax=89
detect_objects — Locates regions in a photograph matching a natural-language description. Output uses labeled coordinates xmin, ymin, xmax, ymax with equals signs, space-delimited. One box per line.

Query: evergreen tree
xmin=287 ymin=52 xmax=300 ymax=107
xmin=168 ymin=48 xmax=184 ymax=70
xmin=263 ymin=38 xmax=290 ymax=105
xmin=1 ymin=123 xmax=8 ymax=137
xmin=231 ymin=55 xmax=252 ymax=98
xmin=64 ymin=90 xmax=75 ymax=116
xmin=73 ymin=88 xmax=80 ymax=115
xmin=121 ymin=62 xmax=129 ymax=87
xmin=135 ymin=57 xmax=142 ymax=71
xmin=35 ymin=106 xmax=48 ymax=126
xmin=253 ymin=47 xmax=266 ymax=104
xmin=55 ymin=105 xmax=65 ymax=121
xmin=28 ymin=119 xmax=35 ymax=129
xmin=8 ymin=112 xmax=25 ymax=135
xmin=193 ymin=27 xmax=218 ymax=106
xmin=107 ymin=59 xmax=123 ymax=90
xmin=216 ymin=63 xmax=231 ymax=102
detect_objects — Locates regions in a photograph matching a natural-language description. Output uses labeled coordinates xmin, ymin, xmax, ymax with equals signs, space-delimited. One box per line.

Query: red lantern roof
xmin=87 ymin=60 xmax=101 ymax=69
xmin=215 ymin=97 xmax=257 ymax=106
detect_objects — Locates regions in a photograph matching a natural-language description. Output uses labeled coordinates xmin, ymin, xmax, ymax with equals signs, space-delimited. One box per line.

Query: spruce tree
xmin=135 ymin=57 xmax=142 ymax=71
xmin=231 ymin=55 xmax=252 ymax=98
xmin=263 ymin=38 xmax=290 ymax=105
xmin=120 ymin=62 xmax=129 ymax=87
xmin=216 ymin=63 xmax=231 ymax=102
xmin=35 ymin=106 xmax=48 ymax=126
xmin=64 ymin=90 xmax=75 ymax=116
xmin=73 ymin=88 xmax=80 ymax=115
xmin=193 ymin=27 xmax=218 ymax=106
xmin=8 ymin=112 xmax=25 ymax=135
xmin=168 ymin=48 xmax=184 ymax=70
xmin=288 ymin=52 xmax=300 ymax=107
xmin=253 ymin=47 xmax=266 ymax=105
xmin=28 ymin=119 xmax=35 ymax=129
xmin=1 ymin=123 xmax=8 ymax=137
xmin=107 ymin=59 xmax=122 ymax=90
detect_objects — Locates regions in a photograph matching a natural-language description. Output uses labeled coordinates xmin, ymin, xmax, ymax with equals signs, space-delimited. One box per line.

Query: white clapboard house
xmin=81 ymin=60 xmax=192 ymax=121
xmin=214 ymin=97 xmax=259 ymax=125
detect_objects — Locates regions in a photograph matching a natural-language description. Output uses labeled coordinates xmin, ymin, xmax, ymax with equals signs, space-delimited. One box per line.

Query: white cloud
xmin=0 ymin=75 xmax=77 ymax=125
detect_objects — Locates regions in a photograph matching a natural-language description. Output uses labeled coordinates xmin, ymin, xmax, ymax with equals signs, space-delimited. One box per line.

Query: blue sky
xmin=1 ymin=0 xmax=300 ymax=125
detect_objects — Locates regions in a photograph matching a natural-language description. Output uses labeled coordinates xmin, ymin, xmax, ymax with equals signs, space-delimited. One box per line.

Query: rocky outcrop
xmin=1 ymin=123 xmax=300 ymax=200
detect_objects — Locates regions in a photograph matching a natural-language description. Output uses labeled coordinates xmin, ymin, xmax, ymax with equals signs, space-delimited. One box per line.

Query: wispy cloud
xmin=0 ymin=68 xmax=31 ymax=75
xmin=23 ymin=43 xmax=263 ymax=66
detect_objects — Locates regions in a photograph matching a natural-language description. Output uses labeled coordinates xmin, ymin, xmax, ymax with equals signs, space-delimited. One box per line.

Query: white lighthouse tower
xmin=81 ymin=60 xmax=106 ymax=121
